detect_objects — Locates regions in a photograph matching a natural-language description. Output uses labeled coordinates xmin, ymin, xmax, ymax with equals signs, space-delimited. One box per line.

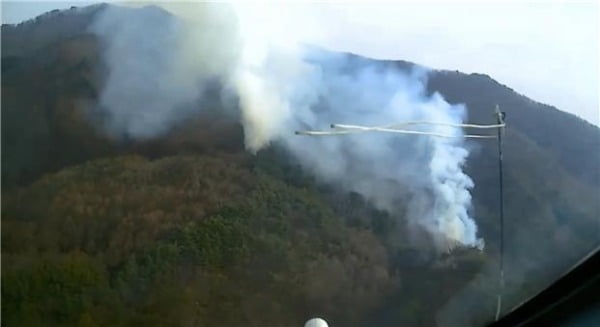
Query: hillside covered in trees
xmin=2 ymin=4 xmax=599 ymax=327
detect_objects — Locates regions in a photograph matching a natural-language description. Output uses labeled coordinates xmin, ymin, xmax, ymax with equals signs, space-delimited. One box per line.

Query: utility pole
xmin=495 ymin=105 xmax=506 ymax=321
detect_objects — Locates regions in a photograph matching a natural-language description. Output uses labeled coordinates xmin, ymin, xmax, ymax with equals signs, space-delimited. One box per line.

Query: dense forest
xmin=2 ymin=4 xmax=599 ymax=327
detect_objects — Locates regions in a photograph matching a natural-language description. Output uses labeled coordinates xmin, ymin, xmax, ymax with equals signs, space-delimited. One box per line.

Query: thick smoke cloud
xmin=265 ymin=50 xmax=479 ymax=250
xmin=89 ymin=4 xmax=237 ymax=139
xmin=90 ymin=5 xmax=192 ymax=138
xmin=89 ymin=3 xmax=482 ymax=250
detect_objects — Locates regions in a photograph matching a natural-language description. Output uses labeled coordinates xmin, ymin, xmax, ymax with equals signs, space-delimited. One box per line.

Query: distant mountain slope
xmin=428 ymin=70 xmax=599 ymax=188
xmin=1 ymin=4 xmax=598 ymax=327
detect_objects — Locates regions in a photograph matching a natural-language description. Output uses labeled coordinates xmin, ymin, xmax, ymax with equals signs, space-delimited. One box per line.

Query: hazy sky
xmin=2 ymin=0 xmax=598 ymax=125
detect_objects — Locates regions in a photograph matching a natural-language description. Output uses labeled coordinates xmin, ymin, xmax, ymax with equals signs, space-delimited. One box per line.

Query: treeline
xmin=2 ymin=154 xmax=487 ymax=327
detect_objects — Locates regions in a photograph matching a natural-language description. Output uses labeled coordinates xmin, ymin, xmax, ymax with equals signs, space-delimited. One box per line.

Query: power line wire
xmin=296 ymin=121 xmax=504 ymax=139
xmin=332 ymin=121 xmax=506 ymax=130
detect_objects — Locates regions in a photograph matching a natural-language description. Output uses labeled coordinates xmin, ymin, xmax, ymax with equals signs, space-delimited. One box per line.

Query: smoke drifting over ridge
xmin=89 ymin=4 xmax=238 ymax=138
xmin=89 ymin=3 xmax=482 ymax=250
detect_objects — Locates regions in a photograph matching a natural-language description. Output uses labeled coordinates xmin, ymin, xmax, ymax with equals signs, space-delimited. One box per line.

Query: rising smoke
xmin=89 ymin=2 xmax=483 ymax=250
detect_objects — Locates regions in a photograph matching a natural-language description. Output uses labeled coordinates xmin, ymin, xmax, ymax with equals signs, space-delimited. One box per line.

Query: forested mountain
xmin=2 ymin=4 xmax=598 ymax=327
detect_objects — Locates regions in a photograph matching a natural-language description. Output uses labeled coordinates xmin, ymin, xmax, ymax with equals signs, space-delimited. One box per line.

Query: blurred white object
xmin=305 ymin=317 xmax=329 ymax=327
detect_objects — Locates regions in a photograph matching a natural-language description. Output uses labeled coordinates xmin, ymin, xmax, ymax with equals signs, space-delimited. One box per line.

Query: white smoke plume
xmin=89 ymin=2 xmax=483 ymax=250
xmin=89 ymin=3 xmax=237 ymax=139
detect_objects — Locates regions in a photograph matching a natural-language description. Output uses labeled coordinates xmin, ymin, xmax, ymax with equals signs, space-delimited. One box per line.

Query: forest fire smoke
xmin=90 ymin=2 xmax=483 ymax=250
